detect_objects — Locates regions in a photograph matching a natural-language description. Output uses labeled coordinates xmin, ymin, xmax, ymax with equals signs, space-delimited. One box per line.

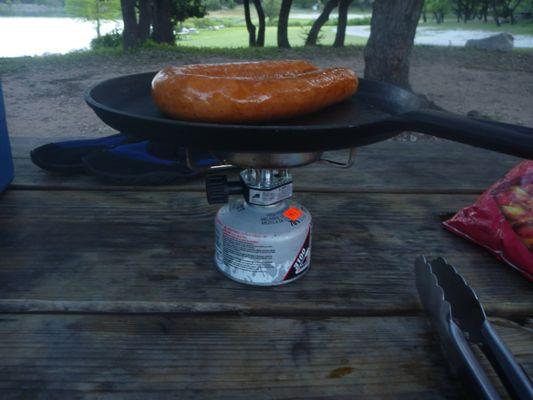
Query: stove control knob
xmin=206 ymin=175 xmax=243 ymax=204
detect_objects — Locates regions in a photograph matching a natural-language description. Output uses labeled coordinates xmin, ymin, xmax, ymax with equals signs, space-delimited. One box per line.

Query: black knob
xmin=206 ymin=175 xmax=229 ymax=204
xmin=206 ymin=174 xmax=244 ymax=204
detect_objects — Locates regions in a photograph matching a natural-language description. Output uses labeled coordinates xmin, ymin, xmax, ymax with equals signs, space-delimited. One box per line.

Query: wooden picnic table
xmin=0 ymin=137 xmax=531 ymax=399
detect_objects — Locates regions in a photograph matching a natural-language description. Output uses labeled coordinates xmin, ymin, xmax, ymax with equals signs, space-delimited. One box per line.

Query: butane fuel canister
xmin=207 ymin=169 xmax=312 ymax=286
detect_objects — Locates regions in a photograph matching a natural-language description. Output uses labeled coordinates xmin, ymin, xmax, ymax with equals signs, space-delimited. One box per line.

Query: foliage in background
xmin=170 ymin=0 xmax=205 ymax=24
xmin=292 ymin=0 xmax=315 ymax=9
xmin=203 ymin=0 xmax=234 ymax=10
xmin=423 ymin=0 xmax=451 ymax=23
xmin=264 ymin=0 xmax=281 ymax=23
xmin=0 ymin=0 xmax=68 ymax=15
xmin=65 ymin=0 xmax=120 ymax=37
xmin=448 ymin=0 xmax=532 ymax=24
xmin=90 ymin=28 xmax=122 ymax=47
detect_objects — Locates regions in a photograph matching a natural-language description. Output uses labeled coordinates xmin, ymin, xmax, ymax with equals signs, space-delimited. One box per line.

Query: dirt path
xmin=2 ymin=47 xmax=532 ymax=141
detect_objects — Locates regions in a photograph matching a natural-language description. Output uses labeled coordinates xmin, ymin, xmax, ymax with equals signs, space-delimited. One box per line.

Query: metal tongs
xmin=415 ymin=256 xmax=533 ymax=400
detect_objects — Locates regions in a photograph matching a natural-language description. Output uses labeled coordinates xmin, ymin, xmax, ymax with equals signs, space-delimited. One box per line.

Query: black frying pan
xmin=85 ymin=72 xmax=532 ymax=158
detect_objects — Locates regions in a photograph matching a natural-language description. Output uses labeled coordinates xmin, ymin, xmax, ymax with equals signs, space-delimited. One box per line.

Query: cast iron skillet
xmin=86 ymin=72 xmax=533 ymax=158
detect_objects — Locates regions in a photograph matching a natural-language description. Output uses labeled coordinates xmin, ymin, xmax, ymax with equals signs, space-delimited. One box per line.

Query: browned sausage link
xmin=151 ymin=63 xmax=358 ymax=123
xmin=172 ymin=60 xmax=318 ymax=78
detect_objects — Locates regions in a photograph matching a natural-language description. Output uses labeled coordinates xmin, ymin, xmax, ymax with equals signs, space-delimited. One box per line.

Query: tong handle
xmin=481 ymin=322 xmax=533 ymax=400
xmin=450 ymin=323 xmax=502 ymax=400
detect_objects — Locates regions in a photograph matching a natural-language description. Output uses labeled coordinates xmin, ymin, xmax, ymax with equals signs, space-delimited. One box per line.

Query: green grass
xmin=420 ymin=19 xmax=533 ymax=35
xmin=177 ymin=26 xmax=367 ymax=48
xmin=2 ymin=44 xmax=532 ymax=77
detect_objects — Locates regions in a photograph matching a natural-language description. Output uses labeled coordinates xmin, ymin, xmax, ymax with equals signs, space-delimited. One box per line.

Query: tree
xmin=138 ymin=0 xmax=153 ymax=41
xmin=242 ymin=0 xmax=265 ymax=47
xmin=66 ymin=0 xmax=121 ymax=38
xmin=364 ymin=0 xmax=424 ymax=89
xmin=493 ymin=0 xmax=523 ymax=24
xmin=426 ymin=0 xmax=450 ymax=23
xmin=264 ymin=0 xmax=281 ymax=23
xmin=253 ymin=0 xmax=266 ymax=46
xmin=121 ymin=0 xmax=139 ymax=48
xmin=451 ymin=0 xmax=481 ymax=22
xmin=305 ymin=0 xmax=338 ymax=46
xmin=478 ymin=0 xmax=489 ymax=22
xmin=120 ymin=0 xmax=205 ymax=49
xmin=277 ymin=0 xmax=292 ymax=48
xmin=333 ymin=0 xmax=353 ymax=47
xmin=243 ymin=0 xmax=257 ymax=45
xmin=152 ymin=0 xmax=174 ymax=43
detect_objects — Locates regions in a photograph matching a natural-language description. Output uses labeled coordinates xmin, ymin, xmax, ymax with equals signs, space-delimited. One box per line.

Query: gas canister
xmin=215 ymin=198 xmax=312 ymax=285
xmin=207 ymin=168 xmax=312 ymax=286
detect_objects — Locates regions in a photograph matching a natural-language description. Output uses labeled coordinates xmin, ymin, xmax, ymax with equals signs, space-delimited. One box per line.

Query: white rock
xmin=465 ymin=32 xmax=514 ymax=52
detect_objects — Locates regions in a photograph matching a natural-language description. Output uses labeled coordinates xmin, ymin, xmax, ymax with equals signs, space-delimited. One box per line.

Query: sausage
xmin=151 ymin=61 xmax=358 ymax=124
xmin=175 ymin=60 xmax=319 ymax=78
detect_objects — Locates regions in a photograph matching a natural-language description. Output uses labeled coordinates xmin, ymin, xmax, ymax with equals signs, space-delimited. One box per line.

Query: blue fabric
xmin=0 ymin=81 xmax=13 ymax=193
xmin=110 ymin=141 xmax=176 ymax=166
xmin=55 ymin=133 xmax=130 ymax=148
xmin=111 ymin=142 xmax=219 ymax=167
xmin=194 ymin=153 xmax=219 ymax=167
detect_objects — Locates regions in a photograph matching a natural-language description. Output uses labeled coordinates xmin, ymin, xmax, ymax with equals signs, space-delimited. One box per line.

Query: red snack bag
xmin=443 ymin=161 xmax=533 ymax=281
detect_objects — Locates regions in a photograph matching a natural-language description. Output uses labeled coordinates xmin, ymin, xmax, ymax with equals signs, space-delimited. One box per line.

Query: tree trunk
xmin=306 ymin=0 xmax=337 ymax=46
xmin=422 ymin=8 xmax=427 ymax=22
xmin=333 ymin=0 xmax=352 ymax=47
xmin=152 ymin=0 xmax=175 ymax=44
xmin=492 ymin=0 xmax=501 ymax=26
xmin=510 ymin=0 xmax=523 ymax=24
xmin=277 ymin=0 xmax=292 ymax=48
xmin=243 ymin=0 xmax=257 ymax=46
xmin=96 ymin=17 xmax=101 ymax=38
xmin=253 ymin=0 xmax=266 ymax=47
xmin=363 ymin=0 xmax=423 ymax=89
xmin=138 ymin=0 xmax=153 ymax=42
xmin=434 ymin=11 xmax=445 ymax=23
xmin=480 ymin=0 xmax=488 ymax=22
xmin=121 ymin=0 xmax=139 ymax=50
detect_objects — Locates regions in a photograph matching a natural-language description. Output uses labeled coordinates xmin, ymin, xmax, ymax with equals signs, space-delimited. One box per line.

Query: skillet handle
xmin=398 ymin=109 xmax=533 ymax=159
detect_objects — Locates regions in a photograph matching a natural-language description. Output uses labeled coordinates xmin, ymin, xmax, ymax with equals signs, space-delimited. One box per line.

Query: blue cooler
xmin=0 ymin=81 xmax=14 ymax=193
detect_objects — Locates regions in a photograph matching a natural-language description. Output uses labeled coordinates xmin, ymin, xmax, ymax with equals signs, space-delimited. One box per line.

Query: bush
xmin=90 ymin=30 xmax=122 ymax=49
xmin=293 ymin=0 xmax=316 ymax=9
xmin=347 ymin=16 xmax=371 ymax=25
xmin=184 ymin=16 xmax=239 ymax=28
xmin=203 ymin=0 xmax=235 ymax=11
xmin=187 ymin=16 xmax=219 ymax=28
xmin=139 ymin=39 xmax=177 ymax=50
xmin=298 ymin=26 xmax=324 ymax=44
xmin=289 ymin=19 xmax=313 ymax=27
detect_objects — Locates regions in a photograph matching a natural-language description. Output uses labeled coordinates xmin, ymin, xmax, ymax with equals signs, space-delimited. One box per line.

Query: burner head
xmin=216 ymin=151 xmax=322 ymax=168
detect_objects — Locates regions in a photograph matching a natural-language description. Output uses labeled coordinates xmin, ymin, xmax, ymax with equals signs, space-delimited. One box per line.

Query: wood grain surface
xmin=0 ymin=314 xmax=531 ymax=399
xmin=0 ymin=190 xmax=530 ymax=316
xmin=2 ymin=136 xmax=530 ymax=399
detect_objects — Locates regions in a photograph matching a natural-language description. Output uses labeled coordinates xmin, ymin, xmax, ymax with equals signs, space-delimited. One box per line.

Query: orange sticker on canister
xmin=283 ymin=207 xmax=303 ymax=221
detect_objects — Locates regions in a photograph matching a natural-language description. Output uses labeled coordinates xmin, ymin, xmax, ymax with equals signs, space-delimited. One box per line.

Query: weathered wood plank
xmin=10 ymin=137 xmax=521 ymax=193
xmin=1 ymin=314 xmax=530 ymax=399
xmin=0 ymin=190 xmax=530 ymax=315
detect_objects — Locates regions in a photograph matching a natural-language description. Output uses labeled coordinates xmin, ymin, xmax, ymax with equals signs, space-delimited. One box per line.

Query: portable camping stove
xmin=85 ymin=71 xmax=532 ymax=286
xmin=204 ymin=150 xmax=354 ymax=286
